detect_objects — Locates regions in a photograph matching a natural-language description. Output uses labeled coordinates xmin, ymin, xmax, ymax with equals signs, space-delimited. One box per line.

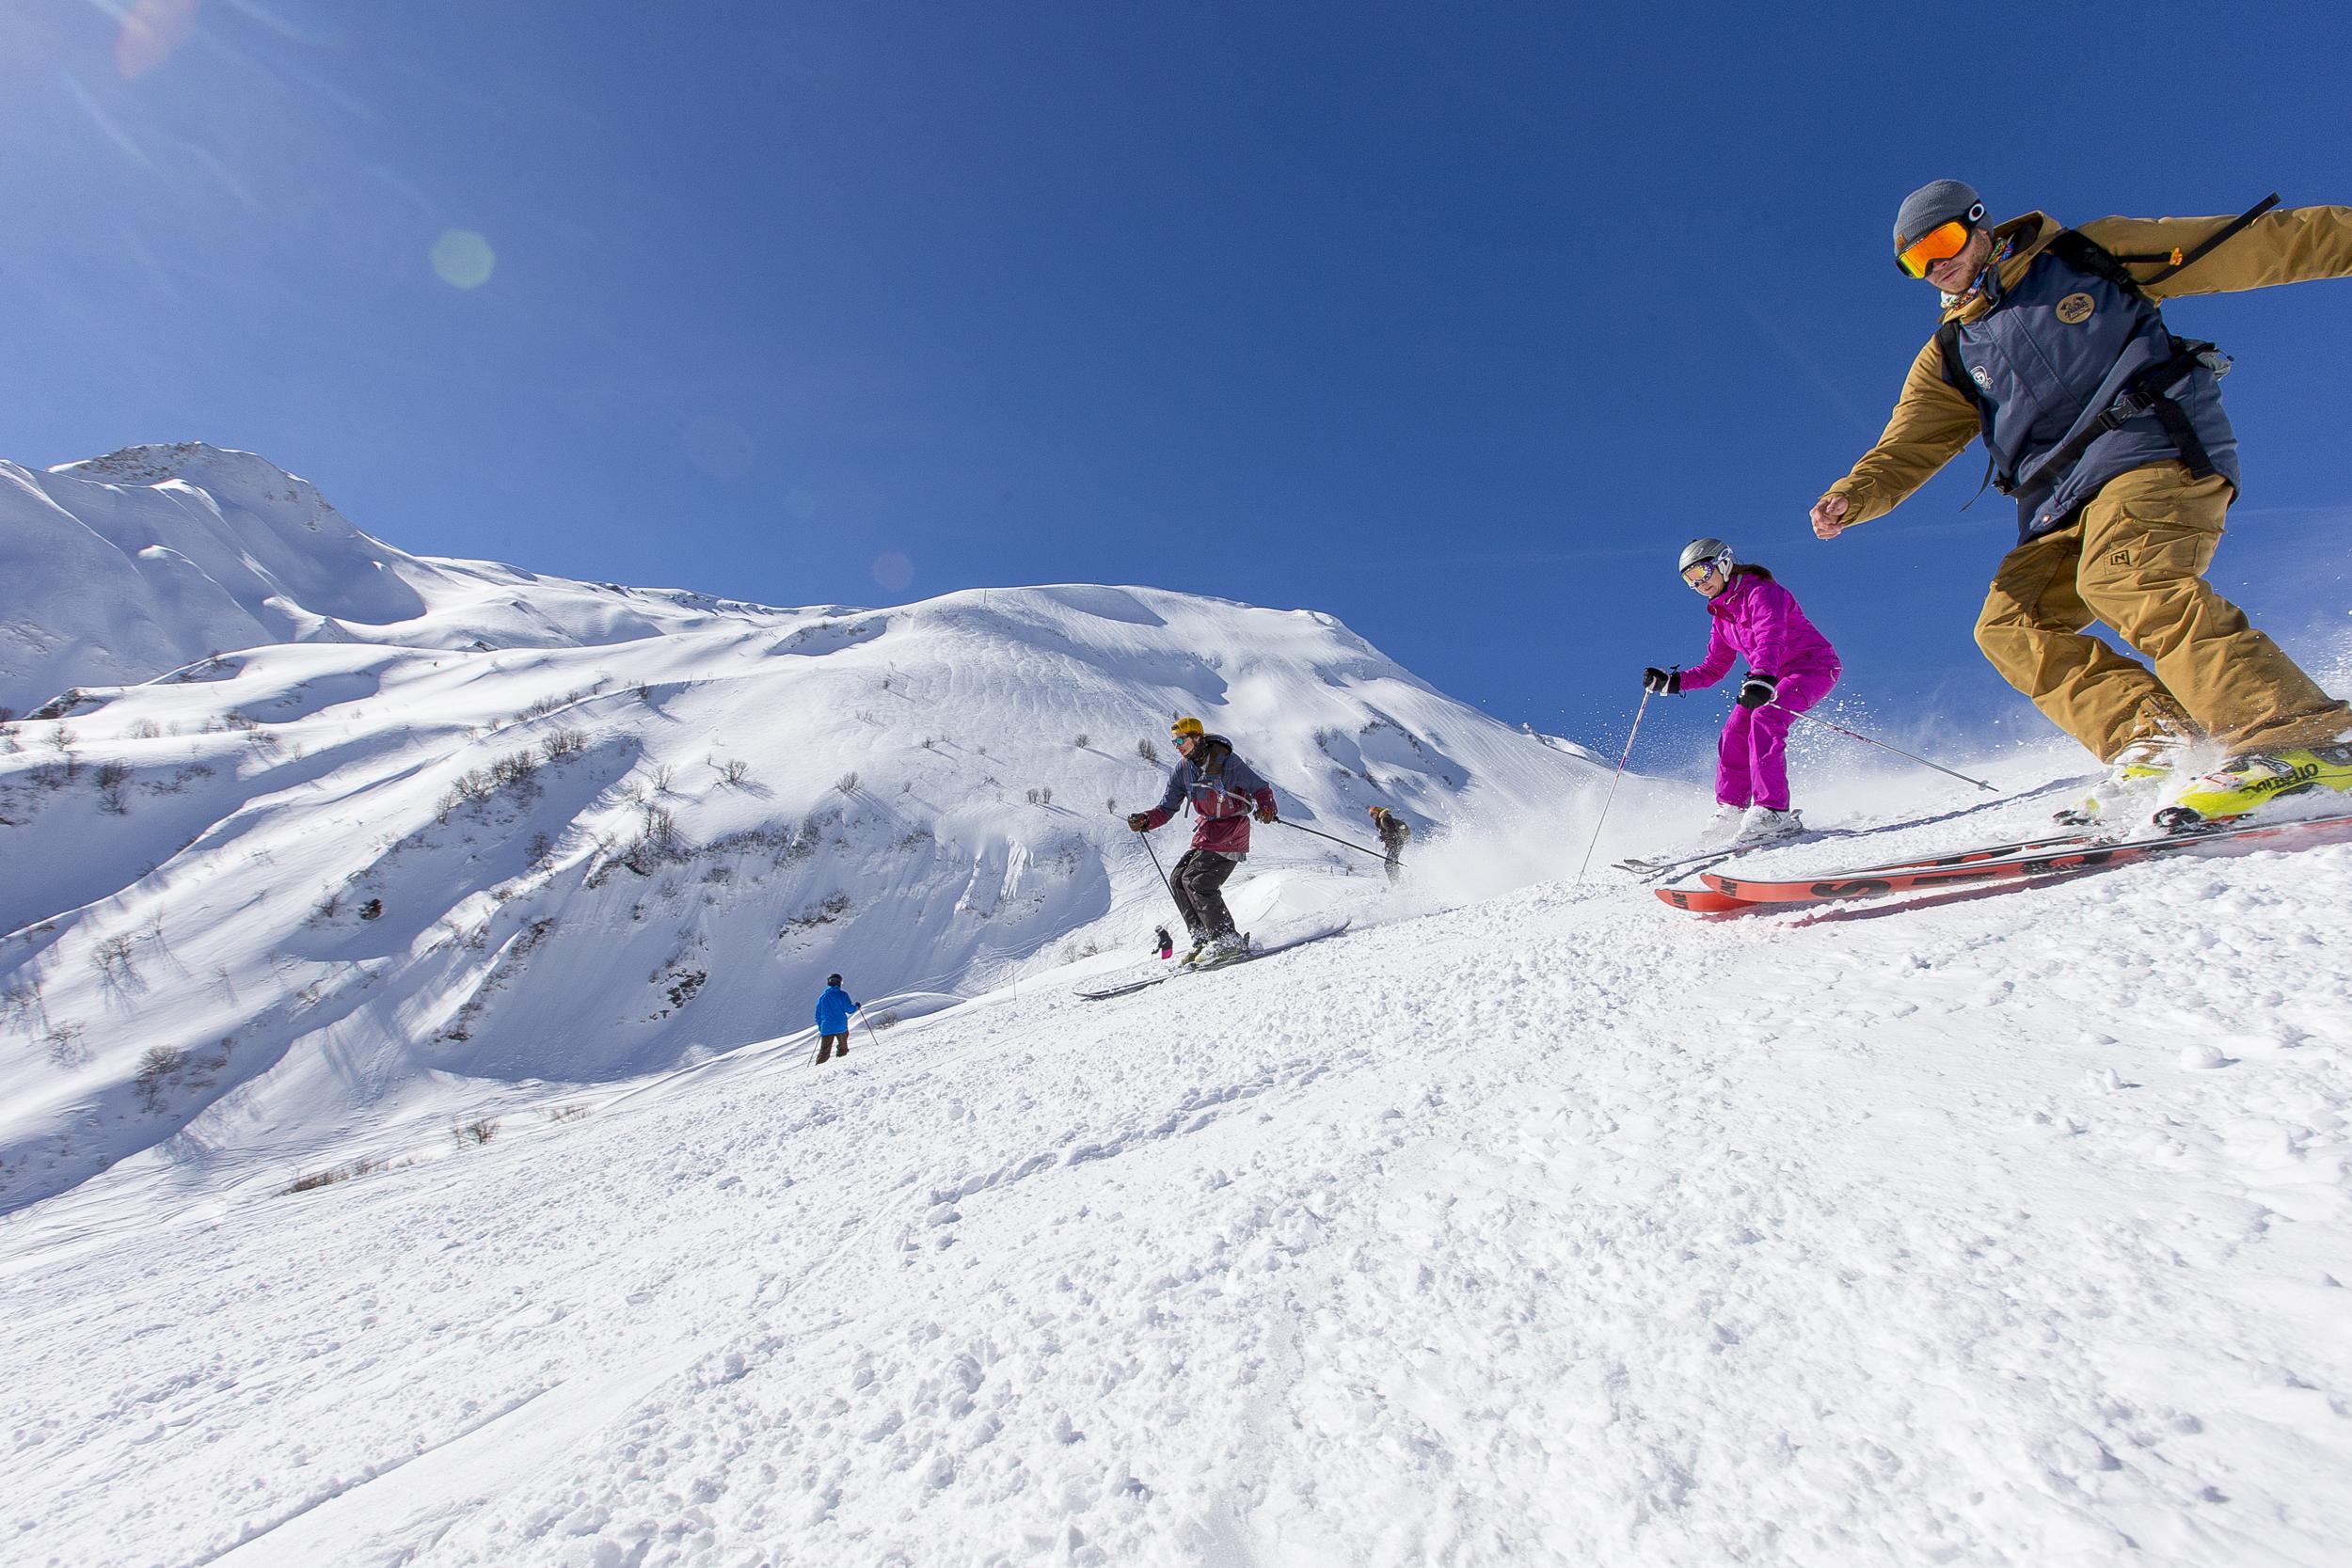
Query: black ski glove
xmin=1126 ymin=812 xmax=1152 ymax=832
xmin=1642 ymin=667 xmax=1682 ymax=695
xmin=1737 ymin=673 xmax=1778 ymax=709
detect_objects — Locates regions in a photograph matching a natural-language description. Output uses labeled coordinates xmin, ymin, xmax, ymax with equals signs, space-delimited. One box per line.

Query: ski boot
xmin=2154 ymin=741 xmax=2352 ymax=831
xmin=2054 ymin=737 xmax=2179 ymax=827
xmin=1698 ymin=802 xmax=1746 ymax=844
xmin=1731 ymin=806 xmax=1803 ymax=845
xmin=1196 ymin=931 xmax=1251 ymax=969
xmin=1179 ymin=930 xmax=1210 ymax=965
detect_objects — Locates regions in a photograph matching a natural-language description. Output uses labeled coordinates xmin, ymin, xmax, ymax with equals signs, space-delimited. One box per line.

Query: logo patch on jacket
xmin=1970 ymin=366 xmax=1993 ymax=392
xmin=2055 ymin=293 xmax=2096 ymax=325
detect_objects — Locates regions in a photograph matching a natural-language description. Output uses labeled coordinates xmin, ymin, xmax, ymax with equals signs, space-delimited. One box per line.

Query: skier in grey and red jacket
xmin=1126 ymin=716 xmax=1278 ymax=964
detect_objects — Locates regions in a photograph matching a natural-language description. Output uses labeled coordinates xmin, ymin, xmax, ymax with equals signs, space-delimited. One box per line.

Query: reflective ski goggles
xmin=1895 ymin=217 xmax=1976 ymax=279
xmin=1681 ymin=560 xmax=1725 ymax=589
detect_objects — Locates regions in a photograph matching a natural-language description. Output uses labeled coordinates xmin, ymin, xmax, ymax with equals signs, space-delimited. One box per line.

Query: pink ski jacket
xmin=1139 ymin=736 xmax=1277 ymax=855
xmin=1681 ymin=566 xmax=1841 ymax=689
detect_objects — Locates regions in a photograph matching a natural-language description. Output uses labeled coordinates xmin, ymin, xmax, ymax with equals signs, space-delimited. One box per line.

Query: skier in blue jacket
xmin=814 ymin=974 xmax=859 ymax=1064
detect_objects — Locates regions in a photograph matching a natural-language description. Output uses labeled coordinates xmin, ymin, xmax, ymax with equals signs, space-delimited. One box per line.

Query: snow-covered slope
xmin=0 ymin=443 xmax=803 ymax=717
xmin=8 ymin=740 xmax=2351 ymax=1568
xmin=13 ymin=445 xmax=2350 ymax=1566
xmin=0 ymin=449 xmax=1635 ymax=1211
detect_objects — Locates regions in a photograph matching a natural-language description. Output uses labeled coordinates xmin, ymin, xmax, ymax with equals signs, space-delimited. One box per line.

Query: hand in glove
xmin=1642 ymin=667 xmax=1682 ymax=696
xmin=1126 ymin=812 xmax=1152 ymax=832
xmin=1253 ymin=803 xmax=1277 ymax=825
xmin=1736 ymin=673 xmax=1778 ymax=709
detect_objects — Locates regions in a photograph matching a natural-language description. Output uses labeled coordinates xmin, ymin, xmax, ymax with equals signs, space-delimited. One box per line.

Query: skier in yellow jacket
xmin=1810 ymin=181 xmax=2352 ymax=825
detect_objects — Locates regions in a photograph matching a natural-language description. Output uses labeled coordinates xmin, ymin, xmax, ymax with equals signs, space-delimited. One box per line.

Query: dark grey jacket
xmin=1946 ymin=236 xmax=2236 ymax=542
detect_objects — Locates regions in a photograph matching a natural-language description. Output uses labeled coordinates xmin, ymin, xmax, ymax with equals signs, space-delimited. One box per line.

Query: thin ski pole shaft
xmin=1573 ymin=689 xmax=1652 ymax=887
xmin=1775 ymin=705 xmax=1996 ymax=792
xmin=1268 ymin=817 xmax=1391 ymax=863
xmin=1194 ymin=780 xmax=1390 ymax=863
xmin=1136 ymin=828 xmax=1188 ymax=921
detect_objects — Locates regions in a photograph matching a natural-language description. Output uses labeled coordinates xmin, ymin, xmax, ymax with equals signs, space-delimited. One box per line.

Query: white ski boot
xmin=1731 ymin=806 xmax=1804 ymax=845
xmin=2054 ymin=736 xmax=2184 ymax=827
xmin=1698 ymin=802 xmax=1746 ymax=844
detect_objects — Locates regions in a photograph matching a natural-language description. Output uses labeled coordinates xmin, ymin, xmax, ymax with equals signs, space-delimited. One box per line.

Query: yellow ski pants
xmin=1975 ymin=463 xmax=2350 ymax=762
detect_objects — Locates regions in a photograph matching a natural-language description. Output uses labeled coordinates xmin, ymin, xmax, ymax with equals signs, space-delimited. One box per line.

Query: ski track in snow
xmin=9 ymin=835 xmax=2352 ymax=1568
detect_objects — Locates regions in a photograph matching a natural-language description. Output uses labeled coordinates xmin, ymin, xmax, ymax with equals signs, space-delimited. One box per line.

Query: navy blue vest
xmin=1945 ymin=238 xmax=2237 ymax=544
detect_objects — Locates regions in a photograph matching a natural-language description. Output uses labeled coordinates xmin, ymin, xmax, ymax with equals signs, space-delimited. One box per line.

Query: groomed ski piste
xmin=7 ymin=449 xmax=2352 ymax=1567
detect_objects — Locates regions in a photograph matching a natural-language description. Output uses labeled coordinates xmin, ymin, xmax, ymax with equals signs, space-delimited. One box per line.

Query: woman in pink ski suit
xmin=1643 ymin=540 xmax=1841 ymax=826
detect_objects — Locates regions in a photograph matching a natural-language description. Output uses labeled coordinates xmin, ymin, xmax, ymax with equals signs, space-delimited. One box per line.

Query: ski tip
xmin=1657 ymin=885 xmax=1753 ymax=914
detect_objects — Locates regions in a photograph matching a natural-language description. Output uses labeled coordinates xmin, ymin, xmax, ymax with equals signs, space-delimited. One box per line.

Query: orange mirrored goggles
xmin=1895 ymin=218 xmax=1975 ymax=279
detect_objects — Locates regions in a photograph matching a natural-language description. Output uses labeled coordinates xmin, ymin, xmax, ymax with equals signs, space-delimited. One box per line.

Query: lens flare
xmin=430 ymin=230 xmax=496 ymax=290
xmin=116 ymin=0 xmax=199 ymax=81
xmin=871 ymin=552 xmax=914 ymax=593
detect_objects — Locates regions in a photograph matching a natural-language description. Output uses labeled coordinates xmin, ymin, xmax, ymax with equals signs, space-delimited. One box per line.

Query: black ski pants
xmin=1170 ymin=848 xmax=1239 ymax=938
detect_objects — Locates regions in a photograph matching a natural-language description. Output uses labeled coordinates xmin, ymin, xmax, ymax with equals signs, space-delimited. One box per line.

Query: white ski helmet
xmin=1677 ymin=537 xmax=1734 ymax=578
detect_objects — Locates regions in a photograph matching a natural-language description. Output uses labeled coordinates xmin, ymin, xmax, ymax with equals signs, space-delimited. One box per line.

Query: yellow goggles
xmin=1895 ymin=218 xmax=1974 ymax=279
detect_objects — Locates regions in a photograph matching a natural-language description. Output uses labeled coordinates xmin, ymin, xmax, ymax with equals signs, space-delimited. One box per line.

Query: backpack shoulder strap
xmin=1935 ymin=318 xmax=1983 ymax=409
xmin=1934 ymin=317 xmax=2005 ymax=504
xmin=2042 ymin=230 xmax=2152 ymax=301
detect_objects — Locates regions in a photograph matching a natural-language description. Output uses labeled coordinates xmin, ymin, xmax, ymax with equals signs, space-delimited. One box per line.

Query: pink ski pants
xmin=1716 ymin=668 xmax=1837 ymax=812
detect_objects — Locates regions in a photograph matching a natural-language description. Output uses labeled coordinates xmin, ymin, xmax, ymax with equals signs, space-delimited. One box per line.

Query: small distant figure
xmin=1367 ymin=805 xmax=1410 ymax=882
xmin=1153 ymin=926 xmax=1174 ymax=959
xmin=814 ymin=972 xmax=859 ymax=1065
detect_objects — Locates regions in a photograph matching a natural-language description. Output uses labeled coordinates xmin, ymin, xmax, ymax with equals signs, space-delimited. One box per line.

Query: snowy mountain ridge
xmin=0 ymin=442 xmax=809 ymax=718
xmin=0 ymin=445 xmax=1638 ymax=1213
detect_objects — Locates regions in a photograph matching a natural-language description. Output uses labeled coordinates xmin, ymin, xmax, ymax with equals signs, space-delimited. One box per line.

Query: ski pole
xmin=1573 ymin=689 xmax=1653 ymax=888
xmin=1268 ymin=817 xmax=1391 ymax=863
xmin=1195 ymin=780 xmax=1391 ymax=865
xmin=1774 ymin=705 xmax=1996 ymax=793
xmin=1128 ymin=819 xmax=1190 ymax=923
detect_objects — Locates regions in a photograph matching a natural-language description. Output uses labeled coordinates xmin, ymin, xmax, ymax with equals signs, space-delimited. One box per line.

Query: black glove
xmin=1737 ymin=673 xmax=1778 ymax=709
xmin=1642 ymin=667 xmax=1681 ymax=695
xmin=1253 ymin=804 xmax=1277 ymax=825
xmin=1126 ymin=812 xmax=1152 ymax=832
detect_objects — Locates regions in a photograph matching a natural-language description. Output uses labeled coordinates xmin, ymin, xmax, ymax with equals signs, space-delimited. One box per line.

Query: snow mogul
xmin=1126 ymin=716 xmax=1279 ymax=964
xmin=1809 ymin=180 xmax=2352 ymax=826
xmin=1643 ymin=537 xmax=1843 ymax=846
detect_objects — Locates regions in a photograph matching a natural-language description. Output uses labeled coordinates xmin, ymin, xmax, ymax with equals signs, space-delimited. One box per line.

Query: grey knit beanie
xmin=1893 ymin=180 xmax=1987 ymax=252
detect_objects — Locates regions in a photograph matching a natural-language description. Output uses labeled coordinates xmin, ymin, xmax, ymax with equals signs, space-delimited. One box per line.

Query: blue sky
xmin=6 ymin=0 xmax=2351 ymax=777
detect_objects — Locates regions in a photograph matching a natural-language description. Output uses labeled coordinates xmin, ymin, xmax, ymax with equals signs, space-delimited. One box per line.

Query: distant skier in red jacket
xmin=1126 ymin=716 xmax=1278 ymax=964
